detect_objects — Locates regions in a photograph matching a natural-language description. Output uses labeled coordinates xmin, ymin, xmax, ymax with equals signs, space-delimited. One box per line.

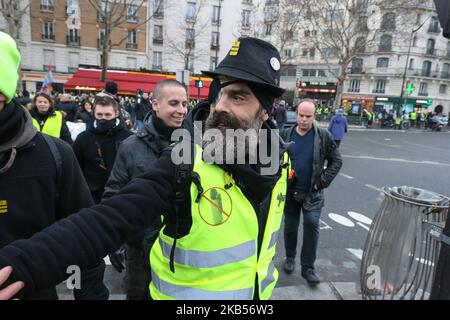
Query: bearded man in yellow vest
xmin=30 ymin=91 xmax=73 ymax=144
xmin=0 ymin=37 xmax=291 ymax=301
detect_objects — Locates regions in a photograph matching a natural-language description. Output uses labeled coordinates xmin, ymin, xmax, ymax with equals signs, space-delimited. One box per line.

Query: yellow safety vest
xmin=32 ymin=111 xmax=63 ymax=138
xmin=410 ymin=112 xmax=417 ymax=120
xmin=149 ymin=145 xmax=289 ymax=300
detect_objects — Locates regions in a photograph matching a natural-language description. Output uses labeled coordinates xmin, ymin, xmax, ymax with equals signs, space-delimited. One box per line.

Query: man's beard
xmin=203 ymin=109 xmax=264 ymax=164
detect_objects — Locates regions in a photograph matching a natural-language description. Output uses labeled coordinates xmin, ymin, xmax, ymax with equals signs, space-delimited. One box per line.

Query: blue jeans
xmin=283 ymin=193 xmax=321 ymax=271
xmin=134 ymin=120 xmax=144 ymax=131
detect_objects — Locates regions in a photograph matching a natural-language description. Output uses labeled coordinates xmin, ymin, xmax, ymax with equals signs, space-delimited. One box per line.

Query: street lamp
xmin=397 ymin=17 xmax=430 ymax=117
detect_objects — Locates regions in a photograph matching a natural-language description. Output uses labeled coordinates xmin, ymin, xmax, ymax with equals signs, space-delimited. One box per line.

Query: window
xmin=186 ymin=2 xmax=196 ymax=20
xmin=355 ymin=37 xmax=365 ymax=53
xmin=212 ymin=5 xmax=221 ymax=24
xmin=447 ymin=42 xmax=450 ymax=57
xmin=357 ymin=16 xmax=368 ymax=31
xmin=377 ymin=57 xmax=389 ymax=68
xmin=281 ymin=66 xmax=296 ymax=77
xmin=127 ymin=4 xmax=138 ymax=22
xmin=128 ymin=30 xmax=137 ymax=44
xmin=302 ymin=49 xmax=308 ymax=57
xmin=186 ymin=28 xmax=195 ymax=41
xmin=379 ymin=35 xmax=392 ymax=52
xmin=153 ymin=0 xmax=164 ymax=16
xmin=210 ymin=57 xmax=218 ymax=71
xmin=310 ymin=48 xmax=315 ymax=58
xmin=67 ymin=28 xmax=79 ymax=45
xmin=68 ymin=52 xmax=79 ymax=72
xmin=348 ymin=80 xmax=360 ymax=92
xmin=211 ymin=32 xmax=220 ymax=48
xmin=304 ymin=30 xmax=310 ymax=37
xmin=356 ymin=0 xmax=369 ymax=11
xmin=187 ymin=56 xmax=194 ymax=71
xmin=153 ymin=51 xmax=162 ymax=69
xmin=412 ymin=36 xmax=418 ymax=47
xmin=409 ymin=58 xmax=414 ymax=70
xmin=265 ymin=24 xmax=272 ymax=35
xmin=98 ymin=28 xmax=105 ymax=47
xmin=422 ymin=61 xmax=432 ymax=77
xmin=352 ymin=58 xmax=364 ymax=73
xmin=416 ymin=13 xmax=422 ymax=25
xmin=374 ymin=80 xmax=386 ymax=94
xmin=318 ymin=70 xmax=325 ymax=77
xmin=127 ymin=30 xmax=137 ymax=49
xmin=242 ymin=10 xmax=251 ymax=28
xmin=264 ymin=7 xmax=277 ymax=22
xmin=439 ymin=84 xmax=447 ymax=95
xmin=153 ymin=25 xmax=163 ymax=43
xmin=418 ymin=82 xmax=428 ymax=96
xmin=127 ymin=57 xmax=137 ymax=70
xmin=43 ymin=49 xmax=55 ymax=71
xmin=322 ymin=48 xmax=339 ymax=58
xmin=327 ymin=9 xmax=344 ymax=21
xmin=429 ymin=16 xmax=440 ymax=33
xmin=283 ymin=48 xmax=293 ymax=58
xmin=442 ymin=63 xmax=450 ymax=79
xmin=426 ymin=38 xmax=436 ymax=55
xmin=42 ymin=22 xmax=54 ymax=40
xmin=381 ymin=13 xmax=396 ymax=30
xmin=40 ymin=0 xmax=54 ymax=12
xmin=302 ymin=69 xmax=316 ymax=77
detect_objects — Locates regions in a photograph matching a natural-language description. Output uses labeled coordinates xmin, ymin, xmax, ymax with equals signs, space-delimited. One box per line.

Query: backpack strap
xmin=41 ymin=133 xmax=62 ymax=201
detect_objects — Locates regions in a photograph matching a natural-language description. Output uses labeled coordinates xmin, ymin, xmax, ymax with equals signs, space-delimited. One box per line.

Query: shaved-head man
xmin=280 ymin=98 xmax=342 ymax=285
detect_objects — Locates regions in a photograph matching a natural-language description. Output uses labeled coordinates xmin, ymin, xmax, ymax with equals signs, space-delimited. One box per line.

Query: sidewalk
xmin=271 ymin=282 xmax=362 ymax=300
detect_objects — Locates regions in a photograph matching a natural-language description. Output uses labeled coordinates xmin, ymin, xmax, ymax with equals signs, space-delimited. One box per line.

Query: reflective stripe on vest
xmin=158 ymin=237 xmax=255 ymax=268
xmin=32 ymin=111 xmax=63 ymax=138
xmin=260 ymin=262 xmax=276 ymax=293
xmin=151 ymin=270 xmax=253 ymax=300
xmin=149 ymin=145 xmax=289 ymax=300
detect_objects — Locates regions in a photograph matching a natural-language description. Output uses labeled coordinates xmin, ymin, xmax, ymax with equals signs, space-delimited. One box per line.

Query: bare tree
xmin=297 ymin=0 xmax=416 ymax=108
xmin=165 ymin=0 xmax=209 ymax=72
xmin=0 ymin=0 xmax=29 ymax=39
xmin=88 ymin=0 xmax=163 ymax=81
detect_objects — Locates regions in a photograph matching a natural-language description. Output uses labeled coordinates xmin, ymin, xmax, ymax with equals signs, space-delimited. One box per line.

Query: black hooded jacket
xmin=0 ymin=101 xmax=289 ymax=299
xmin=0 ymin=100 xmax=102 ymax=299
xmin=72 ymin=119 xmax=132 ymax=203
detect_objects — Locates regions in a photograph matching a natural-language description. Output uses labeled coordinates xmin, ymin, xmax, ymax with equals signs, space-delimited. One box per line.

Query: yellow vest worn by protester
xmin=149 ymin=145 xmax=290 ymax=300
xmin=32 ymin=111 xmax=63 ymax=138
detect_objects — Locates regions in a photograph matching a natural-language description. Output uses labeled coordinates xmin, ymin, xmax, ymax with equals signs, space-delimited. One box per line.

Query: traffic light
xmin=195 ymin=80 xmax=203 ymax=88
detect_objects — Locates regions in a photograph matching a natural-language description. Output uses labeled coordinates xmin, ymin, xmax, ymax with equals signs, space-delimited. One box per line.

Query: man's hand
xmin=0 ymin=267 xmax=24 ymax=300
xmin=108 ymin=247 xmax=126 ymax=273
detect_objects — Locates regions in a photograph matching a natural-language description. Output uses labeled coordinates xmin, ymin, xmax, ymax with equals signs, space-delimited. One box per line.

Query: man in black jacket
xmin=0 ymin=31 xmax=108 ymax=300
xmin=104 ymin=79 xmax=188 ymax=300
xmin=73 ymin=94 xmax=132 ymax=203
xmin=281 ymin=98 xmax=342 ymax=285
xmin=0 ymin=37 xmax=294 ymax=300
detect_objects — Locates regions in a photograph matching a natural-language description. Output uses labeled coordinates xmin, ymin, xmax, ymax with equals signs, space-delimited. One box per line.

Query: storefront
xmin=64 ymin=68 xmax=212 ymax=98
xmin=298 ymin=81 xmax=337 ymax=106
xmin=374 ymin=97 xmax=431 ymax=114
xmin=341 ymin=94 xmax=375 ymax=115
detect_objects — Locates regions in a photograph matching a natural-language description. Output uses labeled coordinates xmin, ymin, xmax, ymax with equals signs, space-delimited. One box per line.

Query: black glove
xmin=108 ymin=247 xmax=126 ymax=273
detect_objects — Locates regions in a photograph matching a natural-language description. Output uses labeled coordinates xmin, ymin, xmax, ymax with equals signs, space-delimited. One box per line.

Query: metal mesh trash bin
xmin=360 ymin=186 xmax=449 ymax=300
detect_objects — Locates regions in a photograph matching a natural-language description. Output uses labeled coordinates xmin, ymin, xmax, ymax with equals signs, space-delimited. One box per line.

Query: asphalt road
xmin=58 ymin=128 xmax=450 ymax=299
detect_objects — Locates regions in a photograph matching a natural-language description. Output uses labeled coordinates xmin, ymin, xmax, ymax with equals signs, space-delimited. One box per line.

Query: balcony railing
xmin=126 ymin=42 xmax=138 ymax=50
xmin=97 ymin=39 xmax=112 ymax=49
xmin=418 ymin=91 xmax=428 ymax=96
xmin=212 ymin=19 xmax=221 ymax=26
xmin=127 ymin=15 xmax=138 ymax=23
xmin=41 ymin=34 xmax=55 ymax=41
xmin=441 ymin=72 xmax=450 ymax=79
xmin=347 ymin=87 xmax=360 ymax=93
xmin=152 ymin=64 xmax=162 ymax=70
xmin=40 ymin=4 xmax=54 ymax=12
xmin=153 ymin=37 xmax=163 ymax=44
xmin=377 ymin=46 xmax=392 ymax=53
xmin=428 ymin=26 xmax=441 ymax=33
xmin=348 ymin=68 xmax=365 ymax=74
xmin=66 ymin=36 xmax=80 ymax=46
xmin=372 ymin=88 xmax=385 ymax=94
xmin=211 ymin=43 xmax=220 ymax=50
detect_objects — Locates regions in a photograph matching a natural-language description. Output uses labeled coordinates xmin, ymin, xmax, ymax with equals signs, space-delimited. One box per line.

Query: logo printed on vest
xmin=198 ymin=187 xmax=232 ymax=226
xmin=0 ymin=200 xmax=7 ymax=214
xmin=277 ymin=193 xmax=286 ymax=207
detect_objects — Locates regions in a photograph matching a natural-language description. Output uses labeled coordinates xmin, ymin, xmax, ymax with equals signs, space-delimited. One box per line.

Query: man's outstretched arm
xmin=0 ymin=151 xmax=176 ymax=299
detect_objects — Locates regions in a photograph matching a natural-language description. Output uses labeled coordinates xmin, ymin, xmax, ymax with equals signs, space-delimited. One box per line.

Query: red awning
xmin=64 ymin=69 xmax=211 ymax=98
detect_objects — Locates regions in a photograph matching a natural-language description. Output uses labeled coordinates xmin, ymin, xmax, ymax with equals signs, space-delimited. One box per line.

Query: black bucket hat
xmin=202 ymin=37 xmax=285 ymax=98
